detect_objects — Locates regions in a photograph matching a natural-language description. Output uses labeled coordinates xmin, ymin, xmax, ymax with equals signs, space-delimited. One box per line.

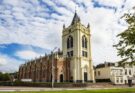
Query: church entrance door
xmin=84 ymin=72 xmax=87 ymax=82
xmin=60 ymin=74 xmax=63 ymax=82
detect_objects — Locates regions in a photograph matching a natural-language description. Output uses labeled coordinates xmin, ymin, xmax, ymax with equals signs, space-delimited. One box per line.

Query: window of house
xmin=129 ymin=69 xmax=131 ymax=75
xmin=98 ymin=71 xmax=100 ymax=76
xmin=67 ymin=36 xmax=73 ymax=49
xmin=67 ymin=52 xmax=70 ymax=57
xmin=82 ymin=35 xmax=87 ymax=48
xmin=119 ymin=70 xmax=122 ymax=75
xmin=69 ymin=29 xmax=71 ymax=33
xmin=117 ymin=79 xmax=119 ymax=83
xmin=125 ymin=69 xmax=127 ymax=75
xmin=71 ymin=51 xmax=73 ymax=56
xmin=85 ymin=52 xmax=87 ymax=57
xmin=67 ymin=51 xmax=73 ymax=57
xmin=116 ymin=78 xmax=119 ymax=83
xmin=82 ymin=51 xmax=87 ymax=57
xmin=121 ymin=78 xmax=123 ymax=83
xmin=82 ymin=51 xmax=84 ymax=56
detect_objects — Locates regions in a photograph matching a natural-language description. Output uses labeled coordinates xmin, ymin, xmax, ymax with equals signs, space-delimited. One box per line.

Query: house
xmin=95 ymin=62 xmax=135 ymax=84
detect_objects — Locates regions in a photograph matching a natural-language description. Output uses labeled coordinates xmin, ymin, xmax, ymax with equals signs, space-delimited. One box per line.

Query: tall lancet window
xmin=67 ymin=35 xmax=73 ymax=49
xmin=82 ymin=35 xmax=87 ymax=48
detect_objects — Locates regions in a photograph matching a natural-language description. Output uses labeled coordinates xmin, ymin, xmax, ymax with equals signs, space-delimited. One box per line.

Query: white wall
xmin=95 ymin=67 xmax=111 ymax=79
xmin=95 ymin=65 xmax=135 ymax=84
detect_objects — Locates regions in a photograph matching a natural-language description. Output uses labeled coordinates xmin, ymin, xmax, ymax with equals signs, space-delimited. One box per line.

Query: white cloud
xmin=0 ymin=0 xmax=134 ymax=67
xmin=15 ymin=50 xmax=43 ymax=60
xmin=3 ymin=0 xmax=20 ymax=6
xmin=0 ymin=57 xmax=7 ymax=66
xmin=0 ymin=54 xmax=22 ymax=73
xmin=93 ymin=0 xmax=125 ymax=7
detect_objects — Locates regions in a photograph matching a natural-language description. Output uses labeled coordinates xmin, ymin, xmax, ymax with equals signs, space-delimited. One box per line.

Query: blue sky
xmin=0 ymin=0 xmax=134 ymax=73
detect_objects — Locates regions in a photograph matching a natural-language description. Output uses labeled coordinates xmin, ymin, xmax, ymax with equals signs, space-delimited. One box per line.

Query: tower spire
xmin=71 ymin=7 xmax=80 ymax=25
xmin=75 ymin=6 xmax=77 ymax=13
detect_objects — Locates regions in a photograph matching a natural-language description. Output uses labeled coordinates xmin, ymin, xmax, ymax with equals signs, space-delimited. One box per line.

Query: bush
xmin=0 ymin=81 xmax=12 ymax=86
xmin=0 ymin=79 xmax=89 ymax=87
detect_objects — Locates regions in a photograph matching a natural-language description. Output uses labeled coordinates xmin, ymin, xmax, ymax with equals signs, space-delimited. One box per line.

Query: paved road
xmin=0 ymin=86 xmax=135 ymax=92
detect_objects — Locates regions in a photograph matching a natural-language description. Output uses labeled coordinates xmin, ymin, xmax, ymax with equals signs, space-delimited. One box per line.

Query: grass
xmin=0 ymin=88 xmax=135 ymax=93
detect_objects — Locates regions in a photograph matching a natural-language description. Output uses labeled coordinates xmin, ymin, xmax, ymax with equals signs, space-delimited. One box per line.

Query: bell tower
xmin=62 ymin=11 xmax=95 ymax=83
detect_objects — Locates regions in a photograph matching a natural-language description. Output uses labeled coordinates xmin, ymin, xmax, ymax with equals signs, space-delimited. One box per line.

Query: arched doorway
xmin=84 ymin=72 xmax=87 ymax=82
xmin=50 ymin=74 xmax=52 ymax=82
xmin=60 ymin=74 xmax=63 ymax=82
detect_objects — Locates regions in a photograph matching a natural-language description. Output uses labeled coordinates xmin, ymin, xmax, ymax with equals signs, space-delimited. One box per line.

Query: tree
xmin=114 ymin=7 xmax=135 ymax=65
xmin=0 ymin=72 xmax=3 ymax=81
xmin=3 ymin=73 xmax=10 ymax=81
xmin=0 ymin=72 xmax=10 ymax=81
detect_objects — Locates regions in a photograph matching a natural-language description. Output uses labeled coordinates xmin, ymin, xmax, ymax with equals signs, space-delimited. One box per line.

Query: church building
xmin=18 ymin=12 xmax=95 ymax=83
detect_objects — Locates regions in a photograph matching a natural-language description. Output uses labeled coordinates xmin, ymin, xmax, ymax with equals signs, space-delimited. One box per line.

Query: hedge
xmin=0 ymin=81 xmax=88 ymax=88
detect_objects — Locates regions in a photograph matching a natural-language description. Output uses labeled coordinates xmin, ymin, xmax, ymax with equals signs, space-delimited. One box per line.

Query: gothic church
xmin=18 ymin=12 xmax=95 ymax=83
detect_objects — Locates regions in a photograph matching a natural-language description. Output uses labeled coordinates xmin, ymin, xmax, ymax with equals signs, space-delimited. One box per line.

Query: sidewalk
xmin=0 ymin=86 xmax=135 ymax=92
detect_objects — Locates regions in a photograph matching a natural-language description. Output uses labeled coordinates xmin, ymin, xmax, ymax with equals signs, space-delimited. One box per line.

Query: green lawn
xmin=1 ymin=88 xmax=135 ymax=93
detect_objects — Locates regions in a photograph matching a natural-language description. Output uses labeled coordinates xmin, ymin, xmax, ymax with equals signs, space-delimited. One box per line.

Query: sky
xmin=0 ymin=0 xmax=134 ymax=73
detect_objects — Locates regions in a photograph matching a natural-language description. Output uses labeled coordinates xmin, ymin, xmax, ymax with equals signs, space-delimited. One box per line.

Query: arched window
xmin=67 ymin=36 xmax=73 ymax=49
xmin=82 ymin=35 xmax=87 ymax=48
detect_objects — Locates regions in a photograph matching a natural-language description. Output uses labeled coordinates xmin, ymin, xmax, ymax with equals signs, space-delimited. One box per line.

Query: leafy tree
xmin=3 ymin=73 xmax=10 ymax=81
xmin=0 ymin=72 xmax=10 ymax=81
xmin=0 ymin=72 xmax=3 ymax=80
xmin=114 ymin=7 xmax=135 ymax=65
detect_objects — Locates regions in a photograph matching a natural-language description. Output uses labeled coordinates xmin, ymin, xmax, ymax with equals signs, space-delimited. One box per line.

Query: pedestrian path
xmin=0 ymin=86 xmax=135 ymax=92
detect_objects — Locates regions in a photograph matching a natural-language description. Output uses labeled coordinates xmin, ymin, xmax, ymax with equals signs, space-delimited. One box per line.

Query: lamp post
xmin=51 ymin=47 xmax=57 ymax=88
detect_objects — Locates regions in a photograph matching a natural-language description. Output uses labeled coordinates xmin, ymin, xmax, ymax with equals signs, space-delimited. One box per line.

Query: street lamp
xmin=51 ymin=47 xmax=58 ymax=88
